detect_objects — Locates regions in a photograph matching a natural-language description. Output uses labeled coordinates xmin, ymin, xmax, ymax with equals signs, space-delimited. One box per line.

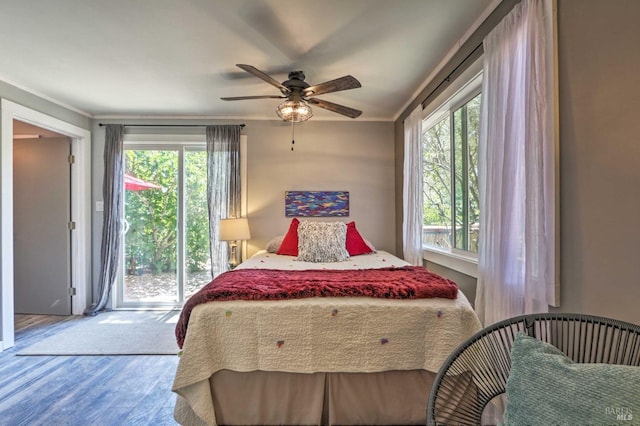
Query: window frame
xmin=117 ymin=142 xmax=207 ymax=309
xmin=450 ymin=88 xmax=481 ymax=254
xmin=421 ymin=62 xmax=483 ymax=278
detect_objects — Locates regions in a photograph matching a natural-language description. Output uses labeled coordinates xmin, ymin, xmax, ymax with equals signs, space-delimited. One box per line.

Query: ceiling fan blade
xmin=304 ymin=75 xmax=361 ymax=96
xmin=236 ymin=64 xmax=289 ymax=93
xmin=307 ymin=98 xmax=362 ymax=119
xmin=221 ymin=95 xmax=286 ymax=101
xmin=221 ymin=65 xmax=291 ymax=81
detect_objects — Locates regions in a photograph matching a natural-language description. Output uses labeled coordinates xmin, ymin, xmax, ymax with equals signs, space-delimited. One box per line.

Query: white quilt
xmin=172 ymin=251 xmax=482 ymax=425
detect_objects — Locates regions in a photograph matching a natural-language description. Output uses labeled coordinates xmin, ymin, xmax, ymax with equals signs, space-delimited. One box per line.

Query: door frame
xmin=0 ymin=99 xmax=91 ymax=350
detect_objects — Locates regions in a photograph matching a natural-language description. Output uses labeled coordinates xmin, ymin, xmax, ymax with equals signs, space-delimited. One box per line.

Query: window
xmin=423 ymin=73 xmax=481 ymax=255
xmin=118 ymin=145 xmax=209 ymax=308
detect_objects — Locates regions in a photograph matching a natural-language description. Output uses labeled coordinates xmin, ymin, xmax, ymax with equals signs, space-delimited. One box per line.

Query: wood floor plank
xmin=0 ymin=314 xmax=180 ymax=425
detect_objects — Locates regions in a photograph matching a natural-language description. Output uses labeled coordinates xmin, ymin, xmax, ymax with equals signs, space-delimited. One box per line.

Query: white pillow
xmin=265 ymin=235 xmax=284 ymax=253
xmin=296 ymin=221 xmax=349 ymax=263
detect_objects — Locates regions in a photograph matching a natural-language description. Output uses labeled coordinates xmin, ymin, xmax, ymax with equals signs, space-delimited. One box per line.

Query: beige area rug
xmin=18 ymin=310 xmax=180 ymax=355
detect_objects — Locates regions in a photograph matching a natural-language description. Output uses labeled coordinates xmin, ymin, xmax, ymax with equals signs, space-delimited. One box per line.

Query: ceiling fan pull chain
xmin=291 ymin=120 xmax=295 ymax=151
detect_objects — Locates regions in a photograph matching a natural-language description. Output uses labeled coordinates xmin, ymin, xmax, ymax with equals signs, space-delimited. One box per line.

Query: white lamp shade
xmin=219 ymin=218 xmax=251 ymax=241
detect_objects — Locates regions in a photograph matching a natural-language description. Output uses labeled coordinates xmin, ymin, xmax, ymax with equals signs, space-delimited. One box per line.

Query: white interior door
xmin=13 ymin=137 xmax=71 ymax=315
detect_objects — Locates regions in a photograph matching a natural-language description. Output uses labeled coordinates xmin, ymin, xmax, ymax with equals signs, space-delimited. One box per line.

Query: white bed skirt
xmin=175 ymin=369 xmax=436 ymax=425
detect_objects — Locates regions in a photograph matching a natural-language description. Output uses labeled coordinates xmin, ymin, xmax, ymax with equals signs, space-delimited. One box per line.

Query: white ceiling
xmin=0 ymin=0 xmax=495 ymax=121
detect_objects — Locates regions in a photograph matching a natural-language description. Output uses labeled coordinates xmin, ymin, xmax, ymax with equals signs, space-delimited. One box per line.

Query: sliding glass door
xmin=118 ymin=145 xmax=210 ymax=308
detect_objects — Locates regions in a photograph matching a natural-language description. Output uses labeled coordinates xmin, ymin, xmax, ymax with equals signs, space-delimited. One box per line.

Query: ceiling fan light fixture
xmin=276 ymin=99 xmax=313 ymax=122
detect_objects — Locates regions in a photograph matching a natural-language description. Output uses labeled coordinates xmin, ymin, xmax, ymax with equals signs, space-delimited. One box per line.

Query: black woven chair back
xmin=426 ymin=313 xmax=640 ymax=425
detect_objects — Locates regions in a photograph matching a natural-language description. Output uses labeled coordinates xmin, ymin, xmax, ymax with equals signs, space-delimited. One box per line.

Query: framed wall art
xmin=285 ymin=191 xmax=349 ymax=217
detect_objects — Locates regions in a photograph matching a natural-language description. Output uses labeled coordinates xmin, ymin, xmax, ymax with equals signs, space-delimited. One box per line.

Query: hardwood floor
xmin=0 ymin=314 xmax=179 ymax=425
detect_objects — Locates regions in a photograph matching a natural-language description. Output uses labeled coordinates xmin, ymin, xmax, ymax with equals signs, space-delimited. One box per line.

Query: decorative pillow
xmin=345 ymin=221 xmax=374 ymax=256
xmin=277 ymin=218 xmax=300 ymax=256
xmin=265 ymin=235 xmax=284 ymax=253
xmin=502 ymin=333 xmax=640 ymax=426
xmin=296 ymin=221 xmax=350 ymax=263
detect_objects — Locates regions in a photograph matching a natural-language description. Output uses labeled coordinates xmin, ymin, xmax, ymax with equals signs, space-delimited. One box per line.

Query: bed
xmin=172 ymin=221 xmax=481 ymax=426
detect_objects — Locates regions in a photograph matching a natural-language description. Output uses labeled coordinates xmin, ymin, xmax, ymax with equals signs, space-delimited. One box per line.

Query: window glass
xmin=423 ymin=81 xmax=481 ymax=255
xmin=121 ymin=146 xmax=211 ymax=308
xmin=453 ymin=93 xmax=481 ymax=252
xmin=423 ymin=113 xmax=452 ymax=249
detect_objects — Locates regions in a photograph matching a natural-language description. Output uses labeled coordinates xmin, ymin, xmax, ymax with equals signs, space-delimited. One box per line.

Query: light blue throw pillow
xmin=502 ymin=333 xmax=640 ymax=426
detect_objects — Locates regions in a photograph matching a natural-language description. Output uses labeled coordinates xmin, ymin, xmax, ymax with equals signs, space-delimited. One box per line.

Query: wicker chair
xmin=426 ymin=313 xmax=640 ymax=425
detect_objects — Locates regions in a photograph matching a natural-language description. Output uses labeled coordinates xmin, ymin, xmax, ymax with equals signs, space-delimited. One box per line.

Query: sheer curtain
xmin=85 ymin=124 xmax=125 ymax=316
xmin=475 ymin=0 xmax=555 ymax=326
xmin=206 ymin=125 xmax=242 ymax=278
xmin=403 ymin=105 xmax=424 ymax=265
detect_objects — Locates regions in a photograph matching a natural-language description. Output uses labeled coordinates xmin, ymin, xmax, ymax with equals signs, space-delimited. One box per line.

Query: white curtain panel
xmin=475 ymin=0 xmax=555 ymax=326
xmin=403 ymin=105 xmax=424 ymax=265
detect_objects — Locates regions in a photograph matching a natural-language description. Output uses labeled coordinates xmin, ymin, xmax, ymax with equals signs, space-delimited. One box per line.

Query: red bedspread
xmin=175 ymin=266 xmax=458 ymax=348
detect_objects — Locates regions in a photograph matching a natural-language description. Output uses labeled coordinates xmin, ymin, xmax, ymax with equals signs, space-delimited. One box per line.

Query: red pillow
xmin=346 ymin=221 xmax=373 ymax=256
xmin=277 ymin=218 xmax=300 ymax=256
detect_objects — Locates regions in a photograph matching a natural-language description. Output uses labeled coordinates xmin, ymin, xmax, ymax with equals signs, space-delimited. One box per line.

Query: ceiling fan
xmin=221 ymin=64 xmax=362 ymax=122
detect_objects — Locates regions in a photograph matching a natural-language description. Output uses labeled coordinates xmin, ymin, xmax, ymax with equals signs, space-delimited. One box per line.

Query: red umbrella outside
xmin=124 ymin=174 xmax=162 ymax=191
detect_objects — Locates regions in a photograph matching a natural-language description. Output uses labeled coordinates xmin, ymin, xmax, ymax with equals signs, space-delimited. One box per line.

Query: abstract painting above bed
xmin=284 ymin=191 xmax=349 ymax=217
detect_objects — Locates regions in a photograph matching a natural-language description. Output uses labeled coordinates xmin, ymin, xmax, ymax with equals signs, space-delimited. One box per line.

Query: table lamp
xmin=219 ymin=217 xmax=251 ymax=269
